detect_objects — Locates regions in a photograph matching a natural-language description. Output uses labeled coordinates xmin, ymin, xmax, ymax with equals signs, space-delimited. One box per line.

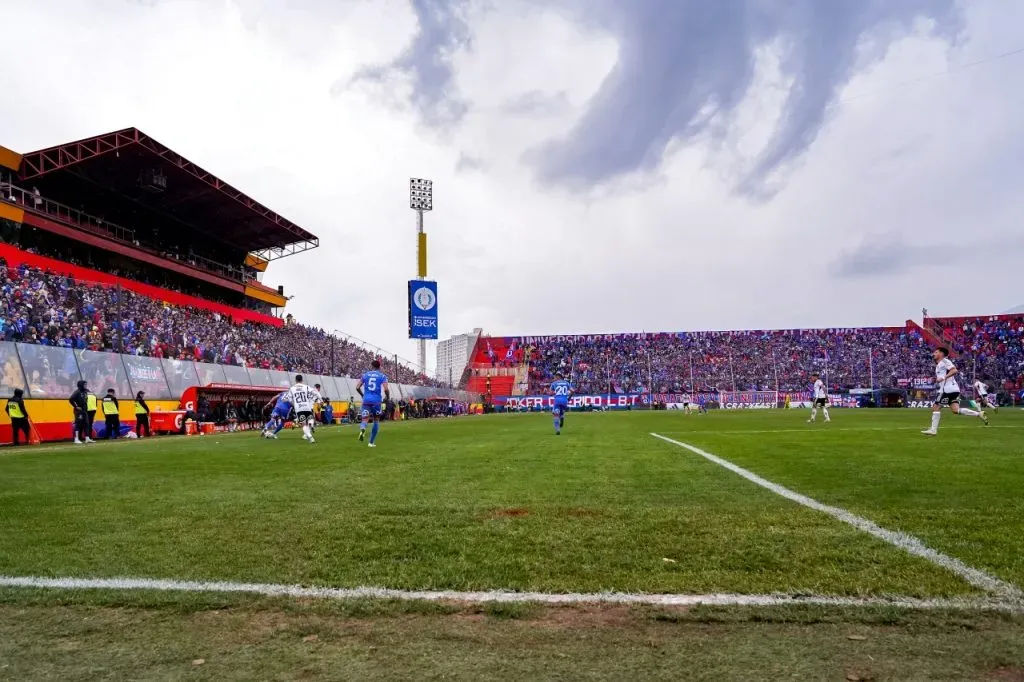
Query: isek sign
xmin=408 ymin=280 xmax=439 ymax=340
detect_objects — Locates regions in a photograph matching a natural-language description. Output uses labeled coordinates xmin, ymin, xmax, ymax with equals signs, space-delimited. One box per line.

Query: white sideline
xmin=0 ymin=575 xmax=1020 ymax=612
xmin=655 ymin=425 xmax=1024 ymax=436
xmin=650 ymin=433 xmax=1024 ymax=603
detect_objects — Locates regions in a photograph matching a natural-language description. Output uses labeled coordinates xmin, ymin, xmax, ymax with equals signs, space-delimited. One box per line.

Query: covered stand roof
xmin=17 ymin=128 xmax=317 ymax=262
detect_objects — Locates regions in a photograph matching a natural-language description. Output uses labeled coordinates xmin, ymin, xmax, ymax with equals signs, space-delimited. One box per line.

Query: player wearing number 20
xmin=289 ymin=374 xmax=323 ymax=444
xmin=356 ymin=359 xmax=390 ymax=448
xmin=550 ymin=373 xmax=572 ymax=436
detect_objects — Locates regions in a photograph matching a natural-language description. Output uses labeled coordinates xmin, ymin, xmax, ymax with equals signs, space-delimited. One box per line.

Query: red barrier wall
xmin=0 ymin=243 xmax=283 ymax=327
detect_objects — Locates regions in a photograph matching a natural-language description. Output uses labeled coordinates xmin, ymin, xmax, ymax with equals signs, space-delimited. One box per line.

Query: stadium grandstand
xmin=0 ymin=129 xmax=462 ymax=443
xmin=463 ymin=314 xmax=1024 ymax=408
xmin=0 ymin=128 xmax=315 ymax=313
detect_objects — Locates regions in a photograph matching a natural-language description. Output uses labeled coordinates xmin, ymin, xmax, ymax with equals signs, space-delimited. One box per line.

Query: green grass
xmin=1 ymin=410 xmax=1022 ymax=596
xmin=2 ymin=409 xmax=1024 ymax=679
xmin=2 ymin=601 xmax=1024 ymax=681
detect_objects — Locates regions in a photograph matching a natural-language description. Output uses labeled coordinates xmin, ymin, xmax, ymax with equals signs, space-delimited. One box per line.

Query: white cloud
xmin=1 ymin=0 xmax=1022 ymax=373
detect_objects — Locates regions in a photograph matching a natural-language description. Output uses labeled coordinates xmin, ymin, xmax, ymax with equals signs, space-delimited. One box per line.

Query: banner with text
xmin=495 ymin=394 xmax=648 ymax=410
xmin=408 ymin=280 xmax=439 ymax=340
xmin=718 ymin=391 xmax=779 ymax=409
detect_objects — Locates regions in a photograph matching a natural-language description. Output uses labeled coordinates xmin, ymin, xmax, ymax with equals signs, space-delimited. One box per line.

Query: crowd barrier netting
xmin=0 ymin=341 xmax=477 ymax=404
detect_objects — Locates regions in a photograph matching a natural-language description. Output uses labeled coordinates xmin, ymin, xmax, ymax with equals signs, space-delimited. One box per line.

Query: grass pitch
xmin=2 ymin=409 xmax=1023 ymax=679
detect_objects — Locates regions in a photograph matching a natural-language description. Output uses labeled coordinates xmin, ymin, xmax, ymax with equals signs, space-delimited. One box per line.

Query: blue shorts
xmin=552 ymin=403 xmax=568 ymax=417
xmin=361 ymin=402 xmax=382 ymax=419
xmin=272 ymin=407 xmax=290 ymax=420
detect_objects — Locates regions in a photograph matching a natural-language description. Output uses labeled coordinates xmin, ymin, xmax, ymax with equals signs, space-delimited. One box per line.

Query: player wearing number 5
xmin=550 ymin=372 xmax=573 ymax=436
xmin=357 ymin=359 xmax=390 ymax=448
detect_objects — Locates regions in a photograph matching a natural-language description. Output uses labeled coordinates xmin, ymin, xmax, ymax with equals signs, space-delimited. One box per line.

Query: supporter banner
xmin=123 ymin=356 xmax=173 ymax=399
xmin=505 ymin=326 xmax=905 ymax=346
xmin=652 ymin=392 xmax=717 ymax=405
xmin=510 ymin=333 xmax=655 ymax=345
xmin=408 ymin=280 xmax=439 ymax=340
xmin=500 ymin=391 xmax=860 ymax=410
xmin=719 ymin=391 xmax=779 ymax=409
xmin=780 ymin=391 xmax=862 ymax=408
xmin=898 ymin=377 xmax=935 ymax=389
xmin=495 ymin=394 xmax=648 ymax=410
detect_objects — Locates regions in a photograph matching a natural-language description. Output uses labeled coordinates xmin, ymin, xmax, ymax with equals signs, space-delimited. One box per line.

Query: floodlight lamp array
xmin=409 ymin=178 xmax=433 ymax=211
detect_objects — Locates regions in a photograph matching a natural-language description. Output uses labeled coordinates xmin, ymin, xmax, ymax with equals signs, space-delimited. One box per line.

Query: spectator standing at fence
xmin=5 ymin=388 xmax=30 ymax=446
xmin=134 ymin=390 xmax=151 ymax=437
xmin=68 ymin=380 xmax=91 ymax=444
xmin=101 ymin=388 xmax=120 ymax=439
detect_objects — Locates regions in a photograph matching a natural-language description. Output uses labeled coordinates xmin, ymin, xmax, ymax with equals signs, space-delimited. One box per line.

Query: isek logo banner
xmin=408 ymin=280 xmax=439 ymax=340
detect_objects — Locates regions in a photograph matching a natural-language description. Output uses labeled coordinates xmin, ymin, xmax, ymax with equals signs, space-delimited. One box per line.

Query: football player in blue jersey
xmin=356 ymin=359 xmax=390 ymax=447
xmin=550 ymin=372 xmax=572 ymax=435
xmin=261 ymin=390 xmax=292 ymax=439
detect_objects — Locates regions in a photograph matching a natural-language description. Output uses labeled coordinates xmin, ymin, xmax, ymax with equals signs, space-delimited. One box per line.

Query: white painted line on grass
xmin=650 ymin=432 xmax=1024 ymax=603
xmin=0 ymin=575 xmax=1020 ymax=613
xmin=655 ymin=425 xmax=1024 ymax=436
xmin=0 ymin=426 xmax=359 ymax=457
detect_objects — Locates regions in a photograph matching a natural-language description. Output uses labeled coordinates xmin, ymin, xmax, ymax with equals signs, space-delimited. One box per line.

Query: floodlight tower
xmin=409 ymin=178 xmax=433 ymax=375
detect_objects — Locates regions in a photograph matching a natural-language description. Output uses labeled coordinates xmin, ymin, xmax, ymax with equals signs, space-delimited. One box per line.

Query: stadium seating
xmin=936 ymin=315 xmax=1024 ymax=390
xmin=7 ymin=249 xmax=1018 ymax=397
xmin=0 ymin=258 xmax=440 ymax=387
xmin=477 ymin=319 xmax=1023 ymax=395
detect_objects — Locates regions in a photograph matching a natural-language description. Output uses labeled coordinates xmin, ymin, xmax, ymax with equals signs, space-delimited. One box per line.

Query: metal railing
xmin=0 ymin=340 xmax=477 ymax=404
xmin=1 ymin=181 xmax=246 ymax=283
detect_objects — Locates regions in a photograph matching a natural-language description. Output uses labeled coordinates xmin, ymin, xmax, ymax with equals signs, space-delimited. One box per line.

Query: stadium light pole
xmin=728 ymin=352 xmax=736 ymax=393
xmin=771 ymin=348 xmax=779 ymax=396
xmin=330 ymin=329 xmax=348 ymax=378
xmin=868 ymin=348 xmax=875 ymax=391
xmin=688 ymin=352 xmax=695 ymax=395
xmin=410 ymin=178 xmax=433 ymax=376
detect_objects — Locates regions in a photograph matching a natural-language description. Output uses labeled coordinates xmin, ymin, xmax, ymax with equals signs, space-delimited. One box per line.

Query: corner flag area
xmin=2 ymin=410 xmax=1023 ymax=678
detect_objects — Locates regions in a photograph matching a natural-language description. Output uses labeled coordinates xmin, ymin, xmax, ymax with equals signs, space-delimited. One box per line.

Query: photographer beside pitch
xmin=922 ymin=346 xmax=989 ymax=436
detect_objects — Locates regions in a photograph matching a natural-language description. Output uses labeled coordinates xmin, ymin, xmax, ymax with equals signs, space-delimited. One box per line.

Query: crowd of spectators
xmin=0 ymin=259 xmax=440 ymax=386
xmin=4 ymin=250 xmax=1020 ymax=397
xmin=518 ymin=321 xmax=1022 ymax=394
xmin=938 ymin=316 xmax=1024 ymax=391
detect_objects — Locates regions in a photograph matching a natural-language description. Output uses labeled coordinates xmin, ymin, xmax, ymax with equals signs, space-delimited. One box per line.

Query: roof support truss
xmin=17 ymin=128 xmax=318 ymax=259
xmin=251 ymin=238 xmax=319 ymax=263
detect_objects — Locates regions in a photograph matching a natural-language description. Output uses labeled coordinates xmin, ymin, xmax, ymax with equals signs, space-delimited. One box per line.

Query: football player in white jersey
xmin=807 ymin=371 xmax=830 ymax=423
xmin=922 ymin=347 xmax=988 ymax=436
xmin=973 ymin=378 xmax=999 ymax=412
xmin=288 ymin=374 xmax=322 ymax=444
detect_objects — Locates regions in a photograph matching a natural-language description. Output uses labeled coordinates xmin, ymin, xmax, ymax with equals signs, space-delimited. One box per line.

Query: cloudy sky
xmin=2 ymin=0 xmax=1023 ymax=372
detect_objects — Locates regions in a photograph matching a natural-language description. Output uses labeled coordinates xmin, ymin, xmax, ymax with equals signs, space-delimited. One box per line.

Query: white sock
xmin=822 ymin=407 xmax=830 ymax=420
xmin=958 ymin=408 xmax=979 ymax=417
xmin=931 ymin=411 xmax=941 ymax=431
xmin=810 ymin=408 xmax=817 ymax=421
xmin=302 ymin=424 xmax=312 ymax=439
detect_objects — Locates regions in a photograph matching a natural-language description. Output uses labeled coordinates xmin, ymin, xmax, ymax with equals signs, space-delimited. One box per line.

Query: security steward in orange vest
xmin=5 ymin=388 xmax=30 ymax=446
xmin=134 ymin=391 xmax=151 ymax=438
xmin=101 ymin=388 xmax=120 ymax=440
